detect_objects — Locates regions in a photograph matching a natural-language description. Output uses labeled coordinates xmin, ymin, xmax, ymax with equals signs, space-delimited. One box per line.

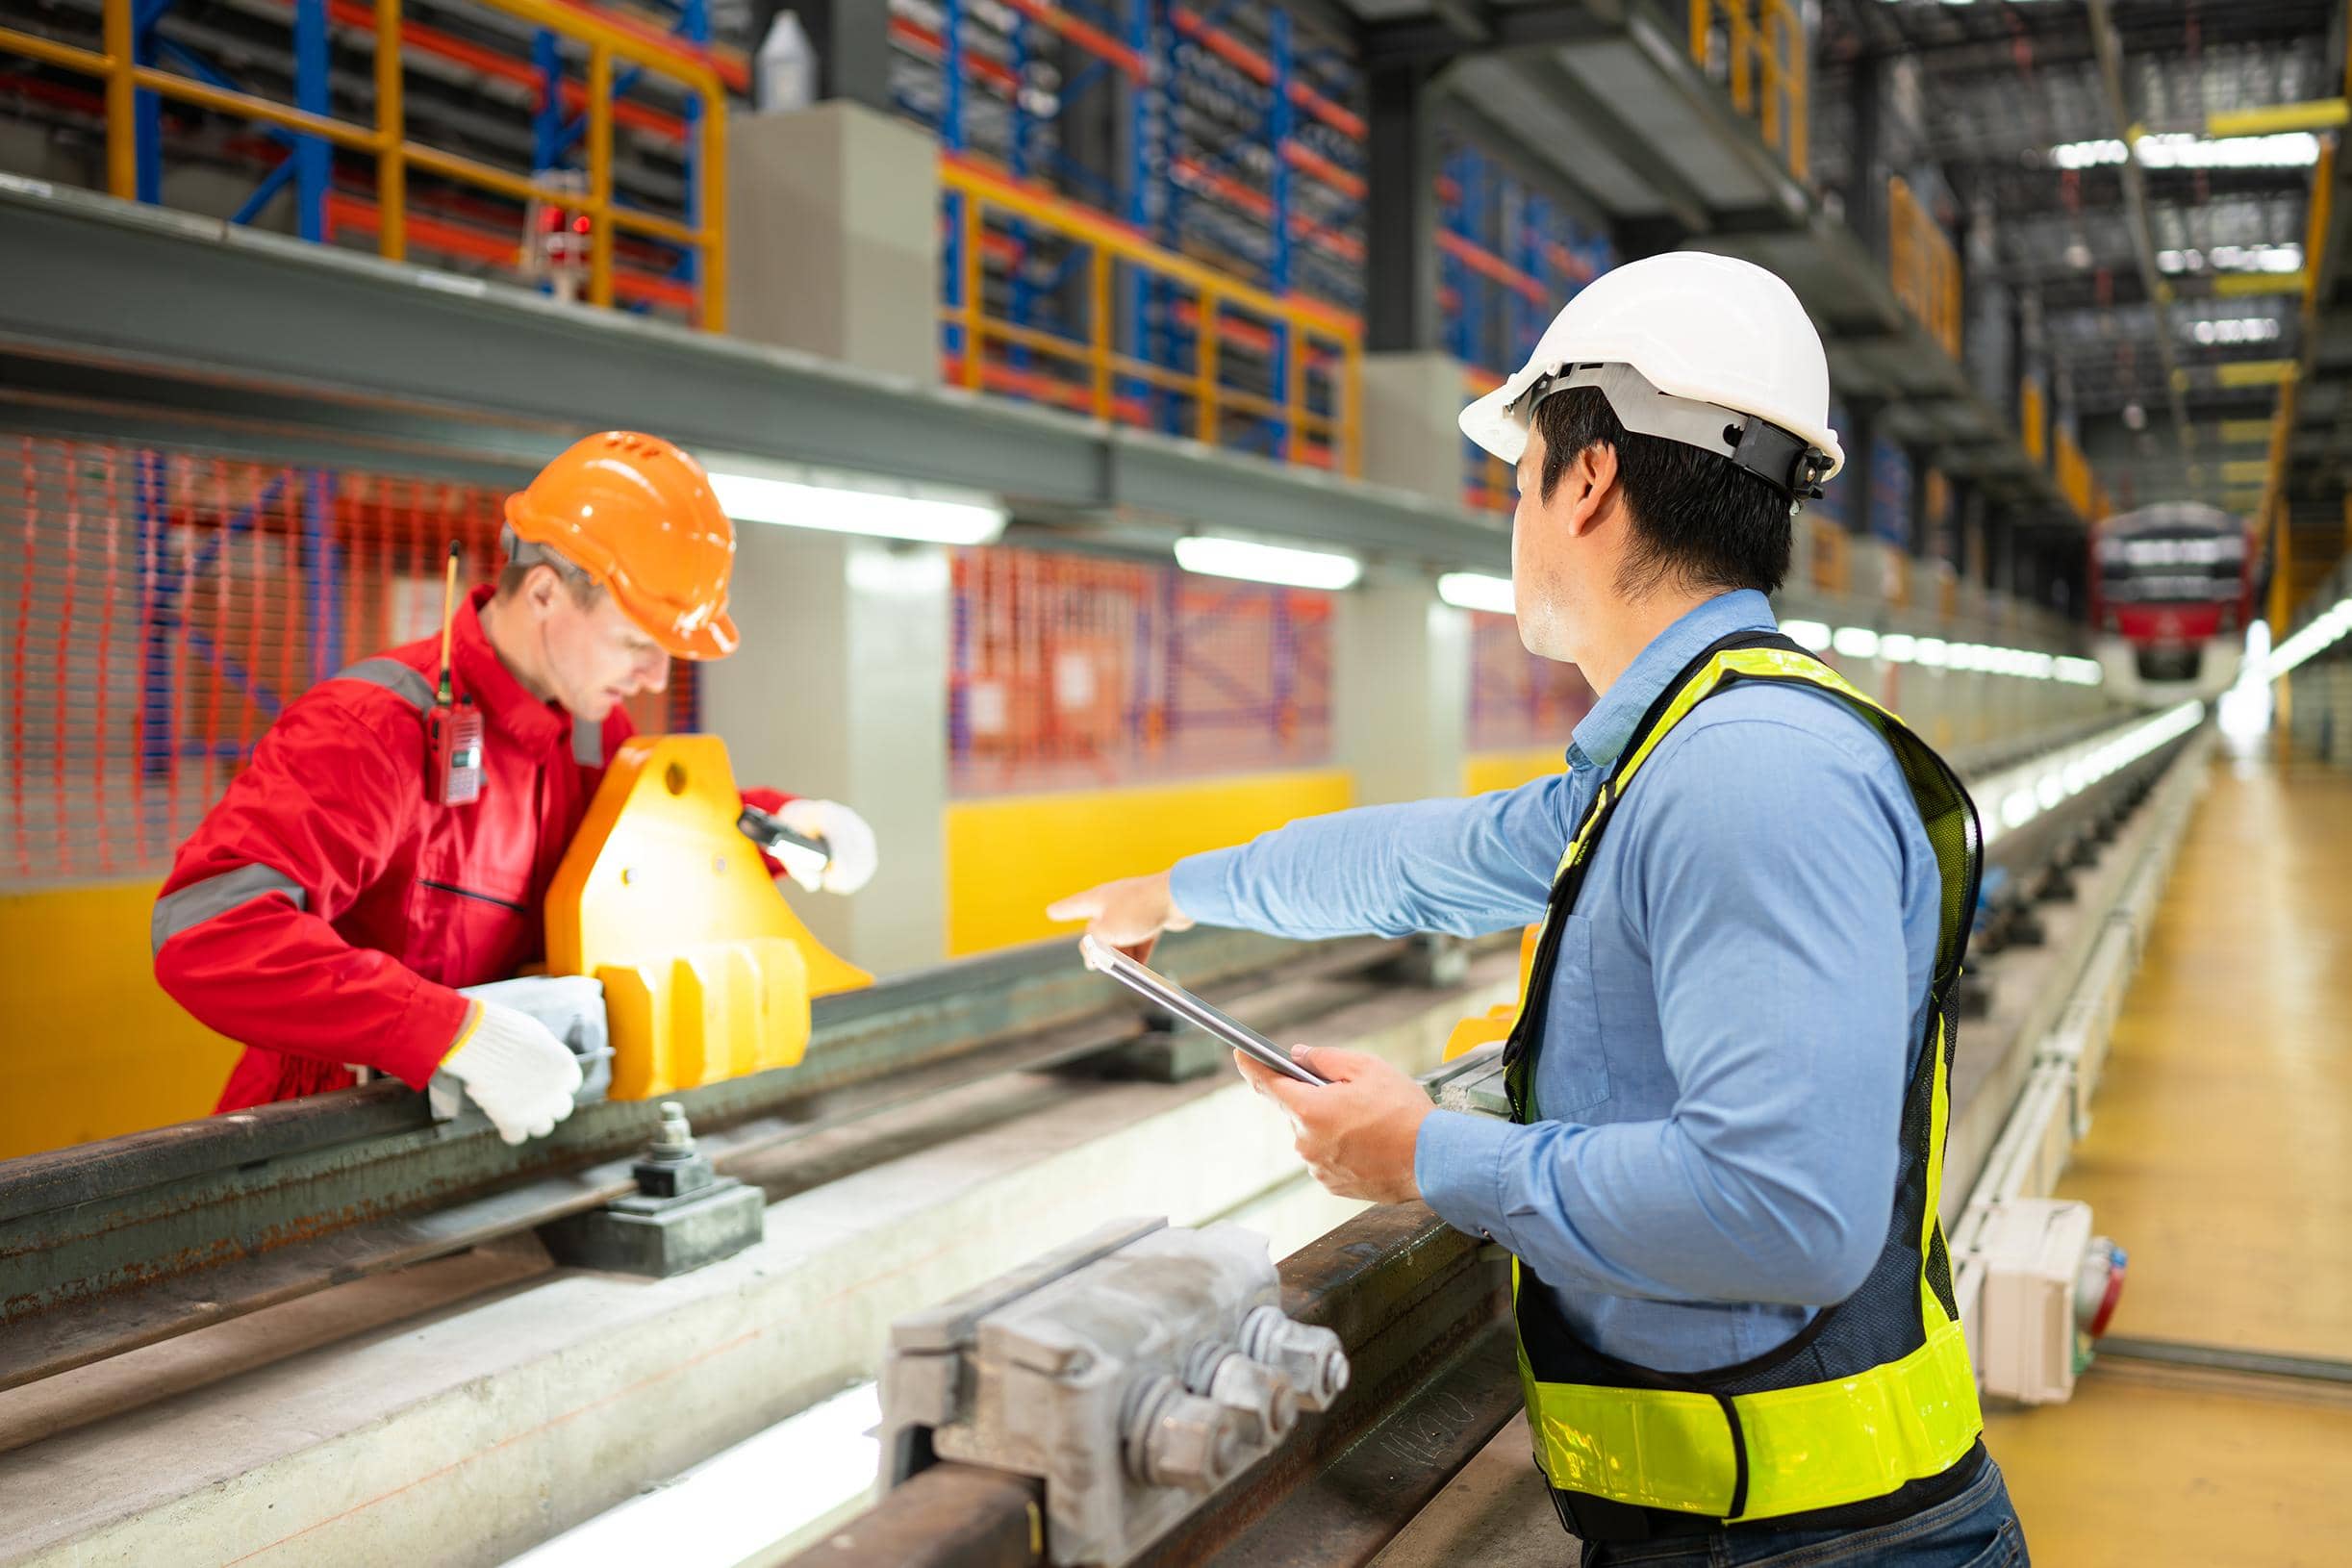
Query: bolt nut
xmin=1181 ymin=1340 xmax=1300 ymax=1446
xmin=650 ymin=1100 xmax=695 ymax=1157
xmin=1204 ymin=1353 xmax=1298 ymax=1444
xmin=1124 ymin=1376 xmax=1247 ymax=1493
xmin=1239 ymin=1306 xmax=1349 ymax=1411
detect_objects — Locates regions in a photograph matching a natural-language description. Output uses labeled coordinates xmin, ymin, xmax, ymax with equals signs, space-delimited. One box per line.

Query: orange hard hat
xmin=503 ymin=431 xmax=740 ymax=659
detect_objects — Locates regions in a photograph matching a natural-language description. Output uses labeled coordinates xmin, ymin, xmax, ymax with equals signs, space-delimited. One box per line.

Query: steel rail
xmin=0 ymin=716 xmax=2200 ymax=1394
xmin=0 ymin=927 xmax=1404 ymax=1390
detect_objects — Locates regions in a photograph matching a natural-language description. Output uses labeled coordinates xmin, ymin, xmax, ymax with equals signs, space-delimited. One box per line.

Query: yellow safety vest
xmin=1479 ymin=631 xmax=1985 ymax=1534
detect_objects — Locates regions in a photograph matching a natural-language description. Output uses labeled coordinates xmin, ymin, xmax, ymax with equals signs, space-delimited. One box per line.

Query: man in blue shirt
xmin=1050 ymin=253 xmax=2027 ymax=1564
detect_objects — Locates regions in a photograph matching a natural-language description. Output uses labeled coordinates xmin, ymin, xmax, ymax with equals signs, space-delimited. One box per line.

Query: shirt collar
xmin=453 ymin=585 xmax=572 ymax=755
xmin=1565 ymin=589 xmax=1777 ymax=774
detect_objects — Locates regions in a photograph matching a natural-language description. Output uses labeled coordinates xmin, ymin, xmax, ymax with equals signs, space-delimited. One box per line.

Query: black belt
xmin=1549 ymin=1441 xmax=1988 ymax=1545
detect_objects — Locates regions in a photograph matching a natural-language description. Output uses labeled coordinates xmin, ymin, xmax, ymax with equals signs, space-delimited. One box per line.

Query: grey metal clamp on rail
xmin=878 ymin=1218 xmax=1350 ymax=1566
xmin=537 ymin=1100 xmax=766 ymax=1277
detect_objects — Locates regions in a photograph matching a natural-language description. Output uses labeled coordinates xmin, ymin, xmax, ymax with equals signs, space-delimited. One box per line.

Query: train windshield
xmin=2097 ymin=529 xmax=2246 ymax=603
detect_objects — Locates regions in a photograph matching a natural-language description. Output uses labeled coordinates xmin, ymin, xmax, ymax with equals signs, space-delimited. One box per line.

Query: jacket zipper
xmin=416 ymin=877 xmax=530 ymax=915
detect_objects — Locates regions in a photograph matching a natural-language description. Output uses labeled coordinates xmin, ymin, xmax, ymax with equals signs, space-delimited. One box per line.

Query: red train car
xmin=2089 ymin=501 xmax=2258 ymax=704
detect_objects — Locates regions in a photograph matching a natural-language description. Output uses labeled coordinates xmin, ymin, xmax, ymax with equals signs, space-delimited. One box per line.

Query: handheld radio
xmin=426 ymin=542 xmax=485 ymax=805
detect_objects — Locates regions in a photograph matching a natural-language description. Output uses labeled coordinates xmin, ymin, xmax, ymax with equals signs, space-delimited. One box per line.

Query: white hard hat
xmin=1459 ymin=250 xmax=1844 ymax=496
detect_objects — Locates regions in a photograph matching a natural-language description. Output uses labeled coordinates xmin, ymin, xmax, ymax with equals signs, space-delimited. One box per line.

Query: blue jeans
xmin=1581 ymin=1456 xmax=2028 ymax=1567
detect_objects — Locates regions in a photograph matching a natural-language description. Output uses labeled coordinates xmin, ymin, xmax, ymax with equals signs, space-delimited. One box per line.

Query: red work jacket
xmin=153 ymin=587 xmax=786 ymax=1111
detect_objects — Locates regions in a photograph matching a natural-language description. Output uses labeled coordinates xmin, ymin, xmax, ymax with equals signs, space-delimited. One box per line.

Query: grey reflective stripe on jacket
xmin=334 ymin=657 xmax=435 ymax=714
xmin=152 ymin=864 xmax=307 ymax=954
xmin=573 ymin=716 xmax=601 ymax=767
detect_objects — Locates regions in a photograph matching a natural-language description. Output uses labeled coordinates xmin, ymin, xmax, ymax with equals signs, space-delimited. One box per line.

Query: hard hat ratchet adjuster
xmin=1518 ymin=363 xmax=1834 ymax=503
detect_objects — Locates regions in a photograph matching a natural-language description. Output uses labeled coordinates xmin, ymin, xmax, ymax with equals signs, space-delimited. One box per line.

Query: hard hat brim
xmin=1458 ymin=363 xmax=1549 ymax=466
xmin=644 ymin=605 xmax=739 ymax=661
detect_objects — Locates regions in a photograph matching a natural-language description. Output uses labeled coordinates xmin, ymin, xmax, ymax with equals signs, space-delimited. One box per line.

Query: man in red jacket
xmin=152 ymin=432 xmax=878 ymax=1144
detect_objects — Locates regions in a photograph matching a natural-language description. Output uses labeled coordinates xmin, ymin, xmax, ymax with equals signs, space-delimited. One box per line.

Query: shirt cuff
xmin=1169 ymin=847 xmax=1246 ymax=929
xmin=1414 ymin=1108 xmax=1518 ymax=1244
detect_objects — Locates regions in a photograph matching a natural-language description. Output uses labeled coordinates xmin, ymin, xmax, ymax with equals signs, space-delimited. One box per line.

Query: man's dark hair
xmin=1534 ymin=386 xmax=1795 ymax=598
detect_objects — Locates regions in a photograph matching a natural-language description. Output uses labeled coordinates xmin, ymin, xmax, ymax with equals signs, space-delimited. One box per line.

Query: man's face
xmin=1507 ymin=417 xmax=1620 ymax=666
xmin=533 ymin=579 xmax=670 ymax=722
xmin=1511 ymin=421 xmax=1572 ymax=661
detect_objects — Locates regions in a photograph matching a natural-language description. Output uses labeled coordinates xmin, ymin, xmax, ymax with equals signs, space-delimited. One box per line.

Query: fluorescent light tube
xmin=1174 ymin=536 xmax=1361 ymax=591
xmin=708 ymin=471 xmax=1007 ymax=546
xmin=1437 ymin=572 xmax=1516 ymax=615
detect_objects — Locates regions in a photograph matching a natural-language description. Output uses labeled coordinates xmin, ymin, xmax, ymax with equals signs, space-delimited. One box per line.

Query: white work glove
xmin=431 ymin=1000 xmax=585 ymax=1145
xmin=774 ymin=797 xmax=878 ymax=895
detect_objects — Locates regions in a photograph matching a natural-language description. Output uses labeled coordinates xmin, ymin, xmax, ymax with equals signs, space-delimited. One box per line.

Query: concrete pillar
xmin=1334 ymin=572 xmax=1470 ymax=805
xmin=726 ymin=102 xmax=940 ymax=385
xmin=700 ymin=530 xmax=949 ymax=975
xmin=1360 ymin=351 xmax=1477 ymax=511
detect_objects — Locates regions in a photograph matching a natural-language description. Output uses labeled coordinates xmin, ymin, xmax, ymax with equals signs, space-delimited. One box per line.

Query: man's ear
xmin=522 ymin=564 xmax=563 ymax=620
xmin=1562 ymin=442 xmax=1620 ymax=539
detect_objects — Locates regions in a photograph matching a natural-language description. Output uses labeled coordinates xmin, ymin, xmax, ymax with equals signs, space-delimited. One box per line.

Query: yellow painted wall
xmin=1463 ymin=747 xmax=1564 ymax=796
xmin=9 ymin=760 xmax=1509 ymax=1153
xmin=0 ymin=880 xmax=240 ymax=1159
xmin=945 ymin=769 xmax=1354 ymax=957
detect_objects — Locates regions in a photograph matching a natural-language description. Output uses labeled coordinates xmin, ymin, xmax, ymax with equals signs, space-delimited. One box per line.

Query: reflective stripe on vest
xmin=1516 ymin=1285 xmax=1980 ymax=1518
xmin=1499 ymin=632 xmax=1985 ymax=1527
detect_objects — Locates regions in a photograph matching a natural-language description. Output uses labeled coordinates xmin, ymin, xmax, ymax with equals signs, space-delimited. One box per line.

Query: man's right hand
xmin=435 ymin=1000 xmax=585 ymax=1145
xmin=1046 ymin=871 xmax=1195 ymax=964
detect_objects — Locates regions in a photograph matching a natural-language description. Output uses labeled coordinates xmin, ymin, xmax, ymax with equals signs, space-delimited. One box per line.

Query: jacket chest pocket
xmin=404 ymin=821 xmax=540 ymax=987
xmin=405 ymin=876 xmax=537 ymax=988
xmin=1533 ymin=914 xmax=1611 ymax=1117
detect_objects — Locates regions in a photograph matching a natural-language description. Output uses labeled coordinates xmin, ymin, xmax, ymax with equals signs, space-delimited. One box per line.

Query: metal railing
xmin=1689 ymin=0 xmax=1808 ymax=176
xmin=1887 ymin=175 xmax=1962 ymax=360
xmin=940 ymin=154 xmax=1361 ymax=475
xmin=0 ymin=0 xmax=728 ymax=329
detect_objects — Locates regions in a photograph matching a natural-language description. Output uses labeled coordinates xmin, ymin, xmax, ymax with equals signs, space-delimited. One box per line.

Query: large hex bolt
xmin=1182 ymin=1341 xmax=1299 ymax=1446
xmin=1122 ymin=1374 xmax=1248 ymax=1494
xmin=631 ymin=1101 xmax=717 ymax=1200
xmin=1238 ymin=1305 xmax=1349 ymax=1411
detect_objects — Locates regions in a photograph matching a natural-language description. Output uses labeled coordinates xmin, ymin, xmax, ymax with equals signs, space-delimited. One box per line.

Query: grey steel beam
xmin=1109 ymin=434 xmax=1509 ymax=570
xmin=1510 ymin=50 xmax=1713 ymax=234
xmin=1359 ymin=1 xmax=1606 ymax=66
xmin=1435 ymin=96 xmax=1616 ymax=233
xmin=0 ymin=178 xmax=1510 ymax=572
xmin=2083 ymin=0 xmax=2196 ymax=454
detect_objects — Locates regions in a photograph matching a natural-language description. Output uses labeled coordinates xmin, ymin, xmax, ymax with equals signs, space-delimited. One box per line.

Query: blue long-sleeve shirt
xmin=1172 ymin=590 xmax=1940 ymax=1373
